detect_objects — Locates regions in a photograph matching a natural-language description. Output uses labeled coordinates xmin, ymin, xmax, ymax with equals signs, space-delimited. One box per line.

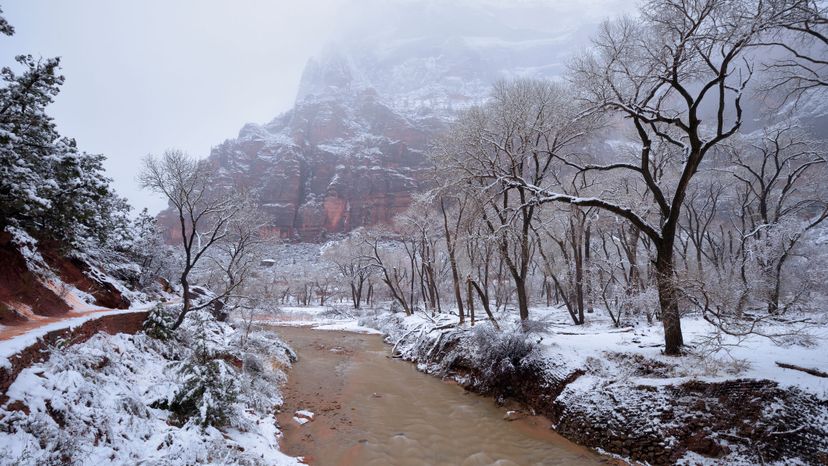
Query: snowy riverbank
xmin=357 ymin=307 xmax=828 ymax=465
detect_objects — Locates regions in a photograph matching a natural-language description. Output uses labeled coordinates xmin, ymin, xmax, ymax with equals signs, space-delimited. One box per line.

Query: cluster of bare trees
xmin=142 ymin=0 xmax=826 ymax=358
xmin=341 ymin=0 xmax=828 ymax=355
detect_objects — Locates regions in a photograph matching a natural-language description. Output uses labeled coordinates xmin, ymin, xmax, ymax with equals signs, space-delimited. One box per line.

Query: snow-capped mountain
xmin=202 ymin=86 xmax=434 ymax=241
xmin=156 ymin=4 xmax=589 ymax=241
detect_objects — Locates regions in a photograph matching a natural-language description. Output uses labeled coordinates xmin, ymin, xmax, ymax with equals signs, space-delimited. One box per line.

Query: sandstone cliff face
xmin=195 ymin=85 xmax=437 ymax=242
xmin=158 ymin=13 xmax=583 ymax=241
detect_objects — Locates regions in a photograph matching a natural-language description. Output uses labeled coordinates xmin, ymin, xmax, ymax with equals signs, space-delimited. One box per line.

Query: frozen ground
xmin=0 ymin=308 xmax=301 ymax=466
xmin=258 ymin=305 xmax=383 ymax=335
xmin=525 ymin=307 xmax=828 ymax=396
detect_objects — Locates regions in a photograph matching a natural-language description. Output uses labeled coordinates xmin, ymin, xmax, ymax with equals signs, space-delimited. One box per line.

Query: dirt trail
xmin=0 ymin=308 xmax=114 ymax=341
xmin=271 ymin=326 xmax=606 ymax=466
xmin=0 ymin=299 xmax=179 ymax=343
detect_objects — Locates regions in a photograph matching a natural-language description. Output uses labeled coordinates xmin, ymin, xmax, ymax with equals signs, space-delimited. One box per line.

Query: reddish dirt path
xmin=0 ymin=298 xmax=180 ymax=343
xmin=0 ymin=308 xmax=116 ymax=341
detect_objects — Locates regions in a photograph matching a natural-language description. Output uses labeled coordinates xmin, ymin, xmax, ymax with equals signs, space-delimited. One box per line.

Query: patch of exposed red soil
xmin=0 ymin=233 xmax=130 ymax=325
xmin=0 ymin=232 xmax=69 ymax=323
xmin=39 ymin=241 xmax=130 ymax=309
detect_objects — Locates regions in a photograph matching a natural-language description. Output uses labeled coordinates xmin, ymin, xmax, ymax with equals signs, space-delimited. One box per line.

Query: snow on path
xmin=0 ymin=307 xmax=154 ymax=370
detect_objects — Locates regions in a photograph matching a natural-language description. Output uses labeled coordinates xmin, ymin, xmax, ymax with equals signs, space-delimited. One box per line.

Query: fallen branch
xmin=433 ymin=323 xmax=458 ymax=331
xmin=775 ymin=361 xmax=828 ymax=378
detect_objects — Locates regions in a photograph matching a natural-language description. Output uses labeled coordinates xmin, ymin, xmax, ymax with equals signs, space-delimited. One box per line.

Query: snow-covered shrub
xmin=231 ymin=329 xmax=294 ymax=415
xmin=176 ymin=308 xmax=233 ymax=357
xmin=143 ymin=303 xmax=176 ymax=340
xmin=0 ymin=306 xmax=298 ymax=465
xmin=319 ymin=305 xmax=354 ymax=320
xmin=168 ymin=354 xmax=239 ymax=428
xmin=469 ymin=324 xmax=536 ymax=383
xmin=232 ymin=328 xmax=297 ymax=367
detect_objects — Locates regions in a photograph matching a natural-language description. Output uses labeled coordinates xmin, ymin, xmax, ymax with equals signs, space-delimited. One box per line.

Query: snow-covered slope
xmin=0 ymin=308 xmax=299 ymax=465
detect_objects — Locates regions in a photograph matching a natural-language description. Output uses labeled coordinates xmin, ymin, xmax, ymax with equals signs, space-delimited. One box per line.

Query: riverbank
xmin=357 ymin=309 xmax=828 ymax=465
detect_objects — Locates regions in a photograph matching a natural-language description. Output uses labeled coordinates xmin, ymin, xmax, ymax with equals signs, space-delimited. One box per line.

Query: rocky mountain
xmin=206 ymin=84 xmax=437 ymax=241
xmin=156 ymin=4 xmax=584 ymax=241
xmin=156 ymin=0 xmax=828 ymax=243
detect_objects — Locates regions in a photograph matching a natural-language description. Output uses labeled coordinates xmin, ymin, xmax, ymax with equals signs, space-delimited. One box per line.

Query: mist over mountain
xmin=160 ymin=0 xmax=609 ymax=241
xmin=158 ymin=0 xmax=828 ymax=242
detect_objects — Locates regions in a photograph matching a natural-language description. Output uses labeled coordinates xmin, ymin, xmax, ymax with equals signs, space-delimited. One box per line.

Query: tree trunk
xmin=466 ymin=277 xmax=475 ymax=326
xmin=351 ymin=280 xmax=362 ymax=310
xmin=515 ymin=278 xmax=529 ymax=322
xmin=471 ymin=279 xmax=500 ymax=330
xmin=655 ymin=245 xmax=684 ymax=355
xmin=585 ymin=224 xmax=594 ymax=313
xmin=172 ymin=272 xmax=192 ymax=330
xmin=441 ymin=198 xmax=465 ymax=323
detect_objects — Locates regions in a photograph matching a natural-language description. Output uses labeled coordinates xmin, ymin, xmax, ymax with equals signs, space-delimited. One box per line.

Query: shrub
xmin=169 ymin=352 xmax=239 ymax=428
xmin=143 ymin=303 xmax=176 ymax=340
xmin=469 ymin=325 xmax=536 ymax=388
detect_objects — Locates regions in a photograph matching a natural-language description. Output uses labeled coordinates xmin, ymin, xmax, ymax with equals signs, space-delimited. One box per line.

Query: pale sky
xmin=0 ymin=0 xmax=632 ymax=214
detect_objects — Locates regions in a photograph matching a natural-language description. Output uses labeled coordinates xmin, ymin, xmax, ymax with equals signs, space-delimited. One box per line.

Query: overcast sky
xmin=1 ymin=0 xmax=632 ymax=214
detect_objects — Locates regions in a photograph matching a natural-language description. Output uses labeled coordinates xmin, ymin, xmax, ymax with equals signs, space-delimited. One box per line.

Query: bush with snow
xmin=0 ymin=307 xmax=299 ymax=465
xmin=468 ymin=324 xmax=537 ymax=384
xmin=168 ymin=355 xmax=240 ymax=428
xmin=143 ymin=303 xmax=176 ymax=340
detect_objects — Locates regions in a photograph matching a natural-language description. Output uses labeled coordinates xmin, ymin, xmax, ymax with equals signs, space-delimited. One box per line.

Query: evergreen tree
xmin=0 ymin=7 xmax=135 ymax=251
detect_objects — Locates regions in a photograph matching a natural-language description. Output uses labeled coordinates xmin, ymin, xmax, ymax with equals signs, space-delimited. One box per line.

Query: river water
xmin=271 ymin=326 xmax=604 ymax=466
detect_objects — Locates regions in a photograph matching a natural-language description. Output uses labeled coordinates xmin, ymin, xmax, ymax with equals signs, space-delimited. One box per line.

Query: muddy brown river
xmin=271 ymin=326 xmax=604 ymax=466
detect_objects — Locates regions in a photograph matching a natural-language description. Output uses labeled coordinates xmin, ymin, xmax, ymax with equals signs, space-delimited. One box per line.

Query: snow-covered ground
xmin=261 ymin=303 xmax=828 ymax=394
xmin=4 ymin=299 xmax=822 ymax=465
xmin=525 ymin=307 xmax=828 ymax=396
xmin=0 ymin=308 xmax=301 ymax=465
xmin=0 ymin=308 xmax=156 ymax=370
xmin=259 ymin=305 xmax=382 ymax=335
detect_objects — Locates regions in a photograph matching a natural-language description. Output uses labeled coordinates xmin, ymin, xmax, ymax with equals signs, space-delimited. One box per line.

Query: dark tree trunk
xmin=515 ymin=278 xmax=529 ymax=322
xmin=172 ymin=272 xmax=192 ymax=330
xmin=466 ymin=277 xmax=475 ymax=326
xmin=441 ymin=198 xmax=465 ymax=323
xmin=655 ymin=245 xmax=684 ymax=355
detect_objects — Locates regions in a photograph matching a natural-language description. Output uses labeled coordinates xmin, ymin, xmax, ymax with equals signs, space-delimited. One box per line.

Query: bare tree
xmin=363 ymin=230 xmax=414 ymax=316
xmin=201 ymin=201 xmax=269 ymax=320
xmin=140 ymin=149 xmax=246 ymax=329
xmin=432 ymin=78 xmax=597 ymax=323
xmin=323 ymin=230 xmax=374 ymax=309
xmin=500 ymin=0 xmax=797 ymax=354
xmin=439 ymin=195 xmax=468 ymax=323
xmin=532 ymin=204 xmax=594 ymax=325
xmin=756 ymin=0 xmax=827 ymax=105
xmin=728 ymin=122 xmax=828 ymax=314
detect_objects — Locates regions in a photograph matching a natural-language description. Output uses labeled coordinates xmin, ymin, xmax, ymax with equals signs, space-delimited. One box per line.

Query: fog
xmin=0 ymin=0 xmax=634 ymax=213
